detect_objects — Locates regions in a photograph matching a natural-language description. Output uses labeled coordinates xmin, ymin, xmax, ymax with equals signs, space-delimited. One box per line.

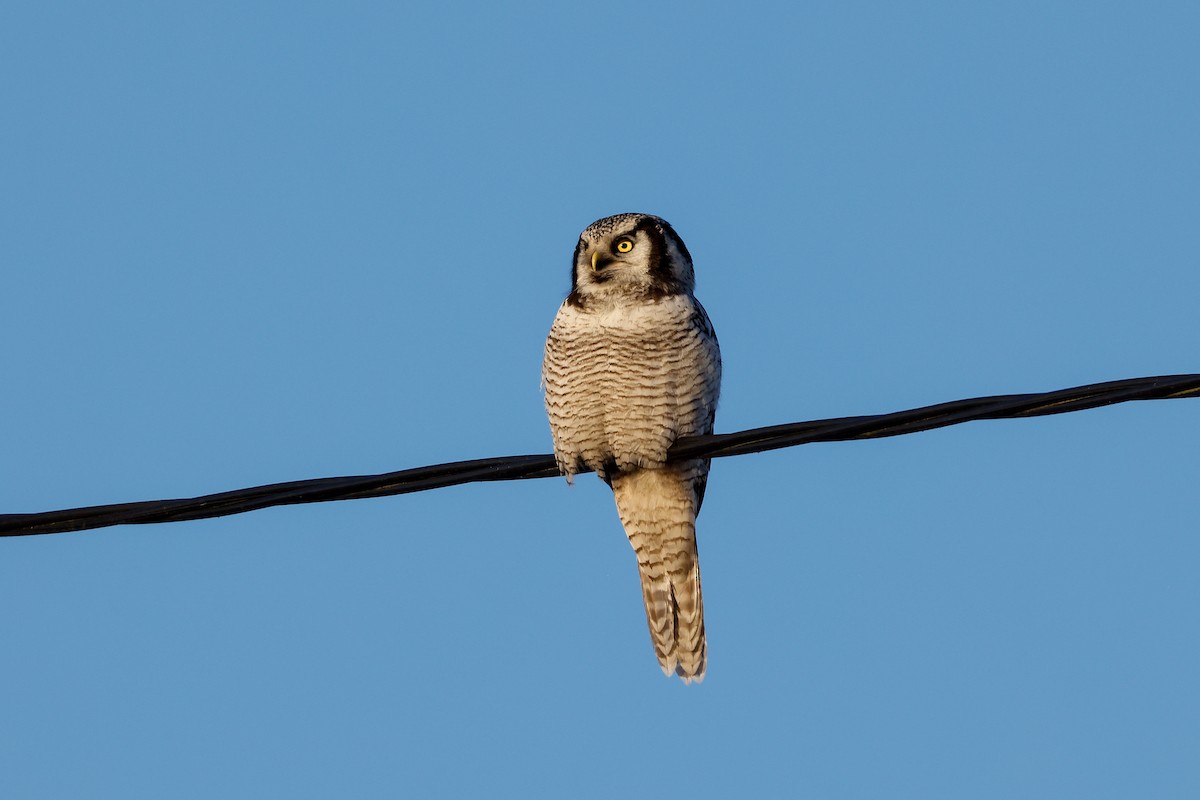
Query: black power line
xmin=3 ymin=374 xmax=1197 ymax=538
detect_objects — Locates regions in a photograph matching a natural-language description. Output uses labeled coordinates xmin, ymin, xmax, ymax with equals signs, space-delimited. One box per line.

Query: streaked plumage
xmin=542 ymin=213 xmax=721 ymax=683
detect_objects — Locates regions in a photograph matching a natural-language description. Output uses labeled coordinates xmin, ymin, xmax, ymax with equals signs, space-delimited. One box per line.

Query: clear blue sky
xmin=3 ymin=2 xmax=1198 ymax=797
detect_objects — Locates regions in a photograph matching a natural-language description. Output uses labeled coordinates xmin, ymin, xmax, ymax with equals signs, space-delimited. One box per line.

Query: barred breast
xmin=542 ymin=294 xmax=720 ymax=479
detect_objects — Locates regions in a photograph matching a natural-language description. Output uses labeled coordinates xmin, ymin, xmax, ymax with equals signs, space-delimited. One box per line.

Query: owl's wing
xmin=687 ymin=299 xmax=721 ymax=512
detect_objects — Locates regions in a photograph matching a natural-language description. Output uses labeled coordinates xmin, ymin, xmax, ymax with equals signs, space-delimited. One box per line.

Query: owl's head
xmin=568 ymin=213 xmax=695 ymax=305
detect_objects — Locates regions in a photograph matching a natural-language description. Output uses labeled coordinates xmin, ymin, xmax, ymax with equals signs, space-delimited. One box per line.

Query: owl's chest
xmin=550 ymin=300 xmax=708 ymax=408
xmin=545 ymin=297 xmax=717 ymax=471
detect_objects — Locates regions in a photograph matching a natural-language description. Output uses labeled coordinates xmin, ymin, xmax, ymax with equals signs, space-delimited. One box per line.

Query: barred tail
xmin=610 ymin=466 xmax=706 ymax=684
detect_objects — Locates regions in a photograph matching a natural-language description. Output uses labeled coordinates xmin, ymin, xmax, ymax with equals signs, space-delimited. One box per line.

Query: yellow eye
xmin=615 ymin=238 xmax=634 ymax=254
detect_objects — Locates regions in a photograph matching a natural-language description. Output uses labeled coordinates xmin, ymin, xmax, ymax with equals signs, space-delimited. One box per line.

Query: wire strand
xmin=3 ymin=373 xmax=1197 ymax=537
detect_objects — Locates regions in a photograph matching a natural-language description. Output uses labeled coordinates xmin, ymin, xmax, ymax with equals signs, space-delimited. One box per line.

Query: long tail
xmin=610 ymin=465 xmax=706 ymax=683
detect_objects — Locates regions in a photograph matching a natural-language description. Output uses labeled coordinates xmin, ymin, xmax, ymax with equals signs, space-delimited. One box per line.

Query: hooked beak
xmin=591 ymin=250 xmax=614 ymax=271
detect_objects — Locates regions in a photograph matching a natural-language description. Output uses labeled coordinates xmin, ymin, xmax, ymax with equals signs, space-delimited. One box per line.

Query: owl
xmin=542 ymin=213 xmax=721 ymax=683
